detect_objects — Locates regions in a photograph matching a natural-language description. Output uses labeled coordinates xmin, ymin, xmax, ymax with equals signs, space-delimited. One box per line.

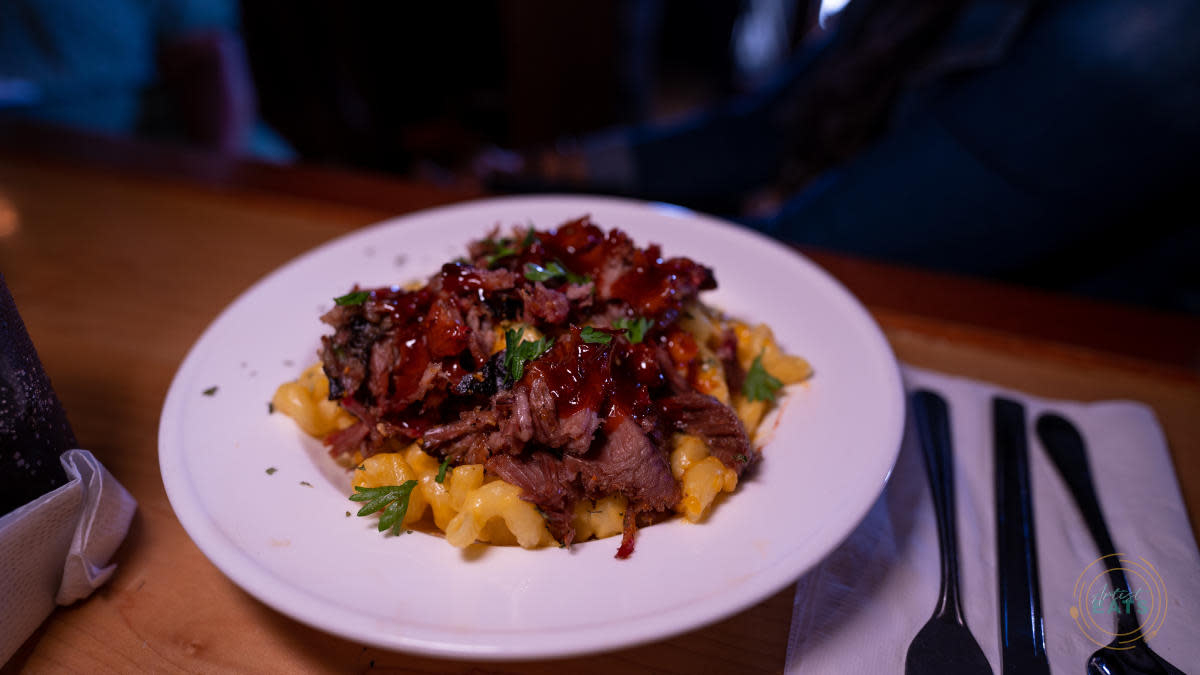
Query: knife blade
xmin=993 ymin=397 xmax=1051 ymax=675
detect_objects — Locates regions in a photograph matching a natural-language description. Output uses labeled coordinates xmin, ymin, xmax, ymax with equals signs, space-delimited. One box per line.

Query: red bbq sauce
xmin=524 ymin=327 xmax=613 ymax=418
xmin=340 ymin=222 xmax=714 ymax=449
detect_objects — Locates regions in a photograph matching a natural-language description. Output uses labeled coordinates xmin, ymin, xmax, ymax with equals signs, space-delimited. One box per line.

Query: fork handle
xmin=911 ymin=390 xmax=966 ymax=624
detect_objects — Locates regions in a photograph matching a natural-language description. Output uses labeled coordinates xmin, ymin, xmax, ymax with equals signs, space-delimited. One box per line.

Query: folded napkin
xmin=0 ymin=449 xmax=136 ymax=664
xmin=786 ymin=366 xmax=1200 ymax=673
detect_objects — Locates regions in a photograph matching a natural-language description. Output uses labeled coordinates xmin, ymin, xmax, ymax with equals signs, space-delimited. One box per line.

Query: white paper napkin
xmin=0 ymin=449 xmax=136 ymax=664
xmin=785 ymin=366 xmax=1200 ymax=673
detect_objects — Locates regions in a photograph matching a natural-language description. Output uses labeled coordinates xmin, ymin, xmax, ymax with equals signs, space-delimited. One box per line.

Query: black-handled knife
xmin=993 ymin=397 xmax=1051 ymax=675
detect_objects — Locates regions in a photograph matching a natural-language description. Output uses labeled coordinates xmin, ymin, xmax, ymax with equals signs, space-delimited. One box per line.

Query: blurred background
xmin=2 ymin=0 xmax=1198 ymax=314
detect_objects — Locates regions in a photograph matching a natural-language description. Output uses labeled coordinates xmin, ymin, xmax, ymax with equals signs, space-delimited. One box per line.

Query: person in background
xmin=0 ymin=0 xmax=293 ymax=161
xmin=479 ymin=0 xmax=1200 ymax=313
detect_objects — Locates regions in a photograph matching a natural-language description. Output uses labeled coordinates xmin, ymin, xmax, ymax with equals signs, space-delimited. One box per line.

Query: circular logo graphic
xmin=1069 ymin=553 xmax=1168 ymax=649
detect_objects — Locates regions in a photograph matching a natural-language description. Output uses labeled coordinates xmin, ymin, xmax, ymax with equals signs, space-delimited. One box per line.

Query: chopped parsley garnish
xmin=523 ymin=260 xmax=589 ymax=284
xmin=743 ymin=351 xmax=783 ymax=402
xmin=482 ymin=237 xmax=519 ymax=267
xmin=265 ymin=467 xmax=278 ymax=475
xmin=503 ymin=328 xmax=554 ymax=383
xmin=300 ymin=481 xmax=313 ymax=488
xmin=613 ymin=316 xmax=653 ymax=344
xmin=435 ymin=457 xmax=451 ymax=483
xmin=580 ymin=326 xmax=612 ymax=344
xmin=484 ymin=246 xmax=517 ymax=267
xmin=523 ymin=261 xmax=564 ymax=282
xmin=334 ymin=290 xmax=370 ymax=306
xmin=267 ymin=401 xmax=275 ymax=414
xmin=350 ymin=482 xmax=419 ymax=536
xmin=202 ymin=386 xmax=218 ymax=396
xmin=735 ymin=454 xmax=749 ymax=464
xmin=482 ymin=229 xmax=542 ymax=268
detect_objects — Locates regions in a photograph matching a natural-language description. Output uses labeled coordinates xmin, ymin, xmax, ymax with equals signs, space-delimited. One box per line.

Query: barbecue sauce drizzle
xmin=330 ymin=218 xmax=713 ymax=449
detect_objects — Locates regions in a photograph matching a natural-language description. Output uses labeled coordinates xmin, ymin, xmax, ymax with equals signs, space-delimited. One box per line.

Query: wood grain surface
xmin=1 ymin=133 xmax=1197 ymax=674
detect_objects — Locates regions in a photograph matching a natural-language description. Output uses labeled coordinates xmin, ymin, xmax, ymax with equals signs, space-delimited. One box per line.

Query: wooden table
xmin=3 ymin=125 xmax=1199 ymax=674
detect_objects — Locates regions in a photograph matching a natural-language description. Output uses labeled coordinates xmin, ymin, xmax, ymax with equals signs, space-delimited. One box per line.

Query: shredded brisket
xmin=486 ymin=452 xmax=581 ymax=544
xmin=564 ymin=417 xmax=679 ymax=510
xmin=661 ymin=392 xmax=756 ymax=475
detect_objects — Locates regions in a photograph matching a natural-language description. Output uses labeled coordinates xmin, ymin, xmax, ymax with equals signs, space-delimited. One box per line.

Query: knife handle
xmin=993 ymin=397 xmax=1051 ymax=675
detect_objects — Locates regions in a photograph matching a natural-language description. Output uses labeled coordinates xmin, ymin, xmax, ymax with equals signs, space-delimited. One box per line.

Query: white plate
xmin=159 ymin=195 xmax=904 ymax=660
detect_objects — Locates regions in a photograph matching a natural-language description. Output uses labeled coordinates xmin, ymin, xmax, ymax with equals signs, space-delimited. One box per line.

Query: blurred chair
xmin=480 ymin=0 xmax=1200 ymax=313
xmin=0 ymin=0 xmax=293 ymax=161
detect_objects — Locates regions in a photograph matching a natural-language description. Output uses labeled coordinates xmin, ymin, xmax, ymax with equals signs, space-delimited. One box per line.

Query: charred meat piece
xmin=320 ymin=313 xmax=382 ymax=400
xmin=525 ymin=376 xmax=601 ymax=455
xmin=565 ymin=417 xmax=680 ymax=511
xmin=486 ymin=452 xmax=581 ymax=545
xmin=422 ymin=408 xmax=496 ymax=450
xmin=324 ymin=421 xmax=370 ymax=459
xmin=660 ymin=392 xmax=755 ymax=475
xmin=716 ymin=328 xmax=744 ymax=395
xmin=452 ymin=351 xmax=507 ymax=398
xmin=520 ymin=282 xmax=570 ymax=325
xmin=566 ymin=417 xmax=681 ymax=559
xmin=563 ymin=281 xmax=594 ymax=306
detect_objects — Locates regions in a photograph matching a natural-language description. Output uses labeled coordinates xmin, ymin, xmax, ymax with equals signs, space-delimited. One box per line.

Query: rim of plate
xmin=158 ymin=194 xmax=905 ymax=660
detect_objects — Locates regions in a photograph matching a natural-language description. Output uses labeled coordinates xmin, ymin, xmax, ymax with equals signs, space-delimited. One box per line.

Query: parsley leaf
xmin=202 ymin=386 xmax=218 ymax=396
xmin=484 ymin=247 xmax=516 ymax=267
xmin=334 ymin=290 xmax=370 ymax=306
xmin=503 ymin=328 xmax=553 ymax=384
xmin=350 ymin=482 xmax=419 ymax=536
xmin=523 ymin=261 xmax=566 ymax=282
xmin=743 ymin=351 xmax=783 ymax=402
xmin=436 ymin=457 xmax=451 ymax=483
xmin=265 ymin=467 xmax=277 ymax=475
xmin=483 ymin=238 xmax=518 ymax=268
xmin=613 ymin=316 xmax=653 ymax=344
xmin=523 ymin=260 xmax=590 ymax=284
xmin=522 ymin=226 xmax=537 ymax=248
xmin=580 ymin=326 xmax=612 ymax=344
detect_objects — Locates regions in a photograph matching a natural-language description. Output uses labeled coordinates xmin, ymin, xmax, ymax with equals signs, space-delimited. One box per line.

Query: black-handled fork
xmin=1036 ymin=413 xmax=1184 ymax=675
xmin=905 ymin=390 xmax=992 ymax=675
